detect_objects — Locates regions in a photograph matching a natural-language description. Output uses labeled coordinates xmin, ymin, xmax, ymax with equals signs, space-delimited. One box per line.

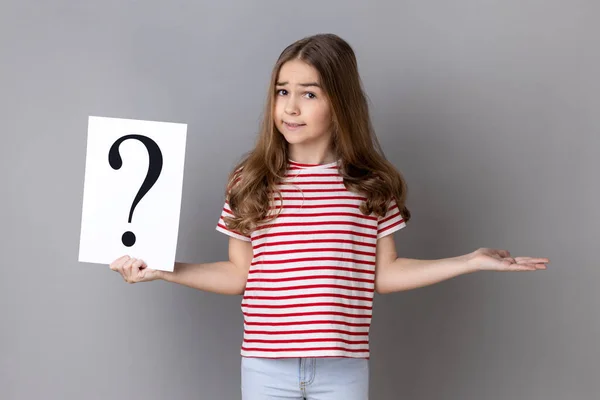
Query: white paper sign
xmin=78 ymin=116 xmax=187 ymax=272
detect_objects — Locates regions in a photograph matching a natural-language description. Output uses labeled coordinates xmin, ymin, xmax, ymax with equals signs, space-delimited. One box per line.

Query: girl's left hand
xmin=468 ymin=248 xmax=549 ymax=272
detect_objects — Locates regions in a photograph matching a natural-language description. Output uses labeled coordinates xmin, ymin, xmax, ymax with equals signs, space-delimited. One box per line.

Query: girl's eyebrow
xmin=276 ymin=81 xmax=321 ymax=88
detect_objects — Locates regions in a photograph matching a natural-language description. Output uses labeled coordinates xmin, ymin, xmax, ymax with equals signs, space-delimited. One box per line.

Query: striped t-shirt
xmin=216 ymin=159 xmax=406 ymax=358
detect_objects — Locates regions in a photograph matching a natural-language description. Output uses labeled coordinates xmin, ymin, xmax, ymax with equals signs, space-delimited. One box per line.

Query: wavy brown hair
xmin=223 ymin=33 xmax=411 ymax=236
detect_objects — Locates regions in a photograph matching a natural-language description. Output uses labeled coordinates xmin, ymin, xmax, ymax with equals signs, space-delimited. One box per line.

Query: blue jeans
xmin=241 ymin=356 xmax=369 ymax=400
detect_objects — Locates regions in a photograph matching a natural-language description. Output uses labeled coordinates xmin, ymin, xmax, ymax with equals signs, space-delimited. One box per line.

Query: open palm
xmin=470 ymin=248 xmax=549 ymax=272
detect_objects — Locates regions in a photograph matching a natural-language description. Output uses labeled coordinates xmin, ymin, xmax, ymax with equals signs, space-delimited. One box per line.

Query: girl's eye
xmin=275 ymin=89 xmax=316 ymax=99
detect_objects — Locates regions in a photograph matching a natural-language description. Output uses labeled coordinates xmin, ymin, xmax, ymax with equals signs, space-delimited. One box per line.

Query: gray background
xmin=1 ymin=1 xmax=597 ymax=399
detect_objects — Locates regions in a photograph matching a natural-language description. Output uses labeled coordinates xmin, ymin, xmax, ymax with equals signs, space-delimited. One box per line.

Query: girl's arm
xmin=158 ymin=237 xmax=253 ymax=295
xmin=374 ymin=235 xmax=474 ymax=294
xmin=374 ymin=235 xmax=548 ymax=294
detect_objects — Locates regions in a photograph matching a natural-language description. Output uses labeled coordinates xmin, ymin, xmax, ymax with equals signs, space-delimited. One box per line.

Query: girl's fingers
xmin=139 ymin=260 xmax=149 ymax=275
xmin=131 ymin=259 xmax=145 ymax=282
xmin=109 ymin=256 xmax=153 ymax=283
xmin=501 ymin=258 xmax=547 ymax=271
xmin=122 ymin=258 xmax=137 ymax=282
xmin=110 ymin=255 xmax=129 ymax=271
xmin=521 ymin=263 xmax=545 ymax=270
xmin=515 ymin=257 xmax=549 ymax=264
xmin=508 ymin=264 xmax=536 ymax=271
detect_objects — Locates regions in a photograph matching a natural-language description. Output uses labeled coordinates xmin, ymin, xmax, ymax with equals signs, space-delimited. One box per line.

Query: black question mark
xmin=108 ymin=134 xmax=163 ymax=247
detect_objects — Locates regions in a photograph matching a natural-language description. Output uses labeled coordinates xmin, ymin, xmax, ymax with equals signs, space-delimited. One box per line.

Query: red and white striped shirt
xmin=216 ymin=159 xmax=406 ymax=358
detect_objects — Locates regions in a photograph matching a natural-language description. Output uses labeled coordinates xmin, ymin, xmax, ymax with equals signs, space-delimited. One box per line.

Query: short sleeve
xmin=377 ymin=199 xmax=407 ymax=239
xmin=216 ymin=200 xmax=252 ymax=242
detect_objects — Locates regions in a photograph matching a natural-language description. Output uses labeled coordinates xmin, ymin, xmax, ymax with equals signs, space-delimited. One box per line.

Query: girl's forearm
xmin=376 ymin=255 xmax=477 ymax=294
xmin=158 ymin=261 xmax=247 ymax=295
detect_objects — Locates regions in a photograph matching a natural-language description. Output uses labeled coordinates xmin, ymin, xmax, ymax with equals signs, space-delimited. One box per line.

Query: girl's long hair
xmin=223 ymin=33 xmax=411 ymax=236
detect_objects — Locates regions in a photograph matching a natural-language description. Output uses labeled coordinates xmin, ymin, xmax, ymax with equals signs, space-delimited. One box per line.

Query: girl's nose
xmin=285 ymin=98 xmax=300 ymax=115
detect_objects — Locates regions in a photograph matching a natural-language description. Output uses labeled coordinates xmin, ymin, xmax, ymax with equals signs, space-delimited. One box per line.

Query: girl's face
xmin=273 ymin=59 xmax=334 ymax=159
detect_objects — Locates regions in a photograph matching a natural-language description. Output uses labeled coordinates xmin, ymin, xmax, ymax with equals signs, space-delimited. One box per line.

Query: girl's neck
xmin=288 ymin=146 xmax=337 ymax=166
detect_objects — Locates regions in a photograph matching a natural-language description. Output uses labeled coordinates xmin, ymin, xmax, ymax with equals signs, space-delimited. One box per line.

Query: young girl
xmin=109 ymin=33 xmax=549 ymax=400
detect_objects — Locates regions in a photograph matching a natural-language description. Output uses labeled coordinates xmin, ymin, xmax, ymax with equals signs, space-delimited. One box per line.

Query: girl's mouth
xmin=284 ymin=122 xmax=306 ymax=130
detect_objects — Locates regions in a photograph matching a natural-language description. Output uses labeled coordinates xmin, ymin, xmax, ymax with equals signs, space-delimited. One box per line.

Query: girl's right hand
xmin=109 ymin=255 xmax=161 ymax=284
